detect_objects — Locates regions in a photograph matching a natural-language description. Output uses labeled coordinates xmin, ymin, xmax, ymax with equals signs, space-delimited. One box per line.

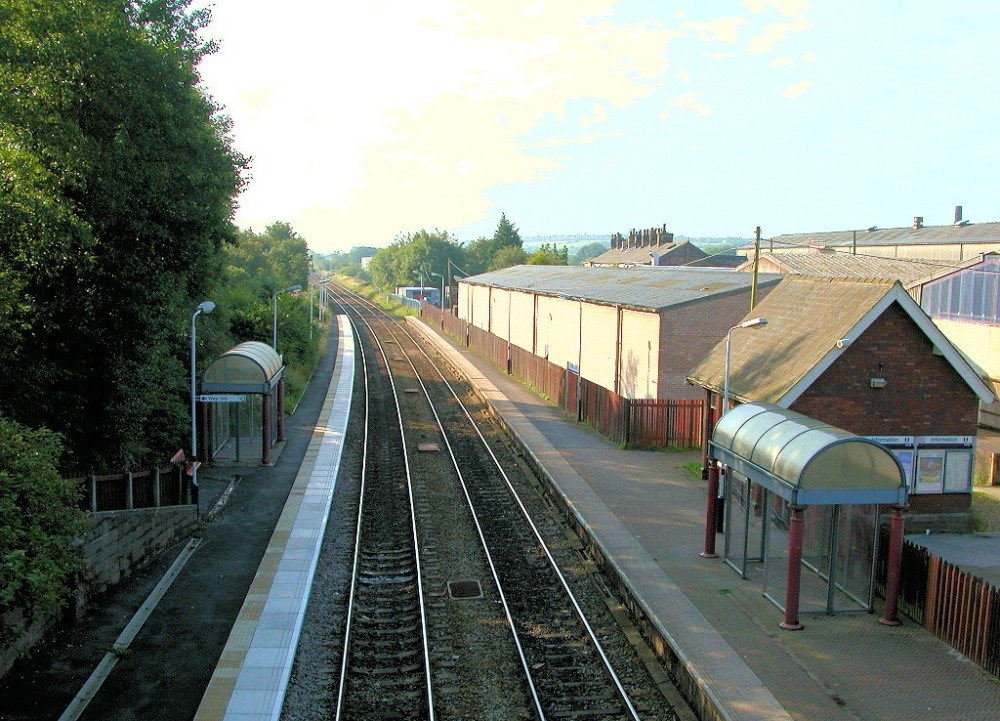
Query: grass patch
xmin=972 ymin=487 xmax=1000 ymax=532
xmin=682 ymin=460 xmax=703 ymax=476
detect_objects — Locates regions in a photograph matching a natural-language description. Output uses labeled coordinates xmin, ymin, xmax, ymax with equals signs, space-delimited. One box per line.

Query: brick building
xmin=686 ymin=276 xmax=994 ymax=530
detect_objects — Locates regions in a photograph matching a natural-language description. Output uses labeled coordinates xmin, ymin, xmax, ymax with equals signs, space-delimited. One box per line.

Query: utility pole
xmin=750 ymin=226 xmax=762 ymax=310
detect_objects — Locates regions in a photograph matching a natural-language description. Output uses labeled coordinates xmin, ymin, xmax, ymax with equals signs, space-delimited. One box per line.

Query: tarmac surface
xmin=3 ymin=314 xmax=1000 ymax=720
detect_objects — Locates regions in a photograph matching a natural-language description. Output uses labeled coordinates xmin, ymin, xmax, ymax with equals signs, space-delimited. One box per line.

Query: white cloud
xmin=580 ymin=104 xmax=609 ymax=128
xmin=680 ymin=16 xmax=747 ymax=44
xmin=669 ymin=91 xmax=713 ymax=116
xmin=781 ymin=80 xmax=814 ymax=98
xmin=747 ymin=18 xmax=814 ymax=55
xmin=199 ymin=0 xmax=680 ymax=248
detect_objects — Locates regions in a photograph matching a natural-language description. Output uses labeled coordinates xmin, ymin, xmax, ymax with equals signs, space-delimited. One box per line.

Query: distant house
xmin=456 ymin=265 xmax=782 ymax=400
xmin=585 ymin=225 xmax=742 ymax=268
xmin=686 ymin=275 xmax=994 ymax=531
xmin=739 ymin=209 xmax=1000 ymax=263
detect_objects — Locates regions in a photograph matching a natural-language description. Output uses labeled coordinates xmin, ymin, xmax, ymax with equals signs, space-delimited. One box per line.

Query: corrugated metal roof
xmin=460 ymin=265 xmax=783 ymax=311
xmin=747 ymin=222 xmax=1000 ymax=250
xmin=736 ymin=252 xmax=950 ymax=283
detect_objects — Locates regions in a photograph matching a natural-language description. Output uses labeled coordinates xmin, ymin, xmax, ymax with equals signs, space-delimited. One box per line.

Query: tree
xmin=526 ymin=243 xmax=568 ymax=266
xmin=0 ymin=0 xmax=247 ymax=470
xmin=0 ymin=416 xmax=90 ymax=645
xmin=490 ymin=245 xmax=527 ymax=270
xmin=368 ymin=229 xmax=464 ymax=290
xmin=465 ymin=214 xmax=523 ymax=273
xmin=570 ymin=241 xmax=609 ymax=265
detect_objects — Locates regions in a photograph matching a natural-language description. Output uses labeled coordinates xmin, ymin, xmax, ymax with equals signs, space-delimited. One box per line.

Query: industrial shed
xmin=740 ymin=209 xmax=1000 ymax=263
xmin=456 ymin=265 xmax=782 ymax=401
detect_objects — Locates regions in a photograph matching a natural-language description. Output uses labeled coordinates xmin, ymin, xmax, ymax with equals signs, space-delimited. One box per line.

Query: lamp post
xmin=191 ymin=300 xmax=215 ymax=513
xmin=722 ymin=316 xmax=768 ymax=414
xmin=272 ymin=284 xmax=302 ymax=351
xmin=429 ymin=271 xmax=444 ymax=308
xmin=702 ymin=315 xmax=767 ymax=558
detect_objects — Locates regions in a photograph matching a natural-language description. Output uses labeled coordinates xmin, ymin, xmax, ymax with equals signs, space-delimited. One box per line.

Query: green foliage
xmin=570 ymin=241 xmax=608 ymax=265
xmin=0 ymin=0 xmax=247 ymax=471
xmin=490 ymin=244 xmax=527 ymax=270
xmin=526 ymin=243 xmax=568 ymax=266
xmin=367 ymin=229 xmax=464 ymax=291
xmin=313 ymin=246 xmax=378 ymax=272
xmin=465 ymin=213 xmax=524 ymax=273
xmin=0 ymin=416 xmax=90 ymax=645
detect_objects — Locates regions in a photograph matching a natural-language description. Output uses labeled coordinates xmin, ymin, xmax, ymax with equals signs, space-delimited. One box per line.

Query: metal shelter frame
xmin=702 ymin=402 xmax=909 ymax=630
xmin=201 ymin=341 xmax=287 ymax=467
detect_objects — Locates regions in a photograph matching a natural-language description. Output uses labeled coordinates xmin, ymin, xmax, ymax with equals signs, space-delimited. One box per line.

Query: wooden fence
xmin=424 ymin=304 xmax=704 ymax=449
xmin=877 ymin=530 xmax=1000 ymax=677
xmin=70 ymin=466 xmax=189 ymax=513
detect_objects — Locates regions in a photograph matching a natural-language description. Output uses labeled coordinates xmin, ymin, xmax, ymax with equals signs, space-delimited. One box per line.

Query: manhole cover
xmin=448 ymin=580 xmax=483 ymax=600
xmin=418 ymin=443 xmax=440 ymax=453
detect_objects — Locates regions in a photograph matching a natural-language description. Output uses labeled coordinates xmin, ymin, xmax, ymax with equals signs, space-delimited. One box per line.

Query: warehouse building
xmin=456 ymin=265 xmax=781 ymax=401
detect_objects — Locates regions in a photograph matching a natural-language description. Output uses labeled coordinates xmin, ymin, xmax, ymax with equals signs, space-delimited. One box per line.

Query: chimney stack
xmin=913 ymin=216 xmax=924 ymax=229
xmin=954 ymin=205 xmax=963 ymax=224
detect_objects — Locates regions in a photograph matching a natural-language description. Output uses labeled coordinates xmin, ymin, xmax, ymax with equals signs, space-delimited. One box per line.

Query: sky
xmin=194 ymin=1 xmax=1000 ymax=254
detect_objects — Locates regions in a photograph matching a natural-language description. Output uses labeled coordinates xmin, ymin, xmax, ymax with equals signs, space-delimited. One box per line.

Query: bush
xmin=0 ymin=417 xmax=90 ymax=645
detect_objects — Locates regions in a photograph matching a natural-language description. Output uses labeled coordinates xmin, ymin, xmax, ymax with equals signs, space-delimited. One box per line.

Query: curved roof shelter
xmin=202 ymin=341 xmax=284 ymax=394
xmin=711 ymin=402 xmax=907 ymax=506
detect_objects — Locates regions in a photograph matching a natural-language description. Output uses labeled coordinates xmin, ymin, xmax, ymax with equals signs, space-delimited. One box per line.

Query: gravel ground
xmin=280 ymin=317 xmax=687 ymax=720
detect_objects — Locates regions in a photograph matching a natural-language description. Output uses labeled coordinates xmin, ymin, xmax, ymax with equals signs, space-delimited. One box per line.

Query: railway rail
xmin=325 ymin=281 xmax=678 ymax=720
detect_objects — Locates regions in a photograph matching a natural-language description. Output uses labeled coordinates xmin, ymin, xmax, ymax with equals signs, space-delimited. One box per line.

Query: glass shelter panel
xmin=763 ymin=504 xmax=878 ymax=615
xmin=724 ymin=471 xmax=767 ymax=580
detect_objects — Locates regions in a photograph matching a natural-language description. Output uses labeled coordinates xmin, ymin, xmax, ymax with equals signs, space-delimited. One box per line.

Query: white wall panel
xmin=619 ymin=310 xmax=661 ymax=399
xmin=581 ymin=304 xmax=618 ymax=390
xmin=510 ymin=291 xmax=535 ymax=351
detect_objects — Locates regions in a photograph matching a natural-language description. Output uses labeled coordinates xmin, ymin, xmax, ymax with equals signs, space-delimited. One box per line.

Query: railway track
xmin=326 ymin=281 xmax=675 ymax=720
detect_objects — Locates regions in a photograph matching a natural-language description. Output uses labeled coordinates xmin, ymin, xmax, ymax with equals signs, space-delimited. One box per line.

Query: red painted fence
xmin=424 ymin=304 xmax=704 ymax=449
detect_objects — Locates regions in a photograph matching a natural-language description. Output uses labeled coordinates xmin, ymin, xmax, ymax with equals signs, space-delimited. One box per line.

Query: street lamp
xmin=191 ymin=300 xmax=215 ymax=512
xmin=272 ymin=284 xmax=302 ymax=351
xmin=722 ymin=317 xmax=768 ymax=414
xmin=429 ymin=271 xmax=444 ymax=308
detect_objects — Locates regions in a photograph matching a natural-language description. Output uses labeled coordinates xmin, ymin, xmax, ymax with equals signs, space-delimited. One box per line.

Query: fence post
xmin=126 ymin=472 xmax=134 ymax=510
xmin=154 ymin=467 xmax=162 ymax=508
xmin=622 ymin=398 xmax=631 ymax=449
xmin=89 ymin=475 xmax=97 ymax=513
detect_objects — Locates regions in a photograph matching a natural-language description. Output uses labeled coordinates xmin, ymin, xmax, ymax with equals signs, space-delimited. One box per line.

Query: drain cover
xmin=448 ymin=580 xmax=483 ymax=600
xmin=418 ymin=443 xmax=440 ymax=452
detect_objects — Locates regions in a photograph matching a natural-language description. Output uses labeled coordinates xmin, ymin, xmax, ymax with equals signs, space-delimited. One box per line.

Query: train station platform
xmin=194 ymin=317 xmax=354 ymax=721
xmin=409 ymin=317 xmax=1000 ymax=721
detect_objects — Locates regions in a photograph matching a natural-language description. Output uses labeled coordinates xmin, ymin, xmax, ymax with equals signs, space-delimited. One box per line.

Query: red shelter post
xmin=781 ymin=504 xmax=806 ymax=631
xmin=701 ymin=461 xmax=720 ymax=558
